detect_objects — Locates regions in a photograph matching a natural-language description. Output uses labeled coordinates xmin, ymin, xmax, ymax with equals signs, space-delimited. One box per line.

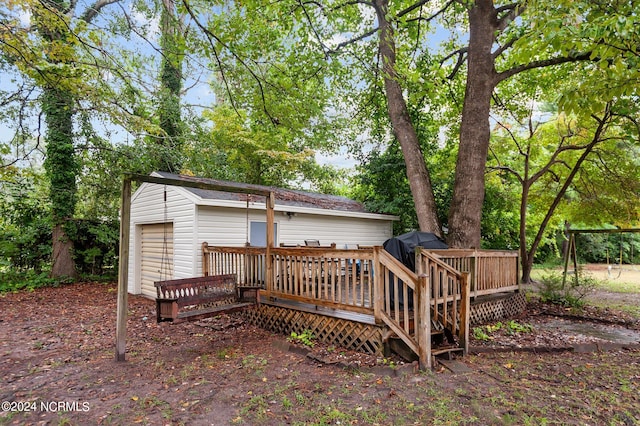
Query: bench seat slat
xmin=176 ymin=302 xmax=254 ymax=321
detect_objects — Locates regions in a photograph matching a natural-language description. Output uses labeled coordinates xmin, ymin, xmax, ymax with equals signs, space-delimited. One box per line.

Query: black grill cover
xmin=383 ymin=231 xmax=448 ymax=272
xmin=382 ymin=232 xmax=447 ymax=308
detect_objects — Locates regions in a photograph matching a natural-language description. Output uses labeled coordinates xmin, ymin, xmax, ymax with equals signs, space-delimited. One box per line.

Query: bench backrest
xmin=155 ymin=274 xmax=237 ymax=306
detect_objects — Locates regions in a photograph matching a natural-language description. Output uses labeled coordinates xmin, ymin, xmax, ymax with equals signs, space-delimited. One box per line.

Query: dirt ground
xmin=1 ymin=279 xmax=639 ymax=425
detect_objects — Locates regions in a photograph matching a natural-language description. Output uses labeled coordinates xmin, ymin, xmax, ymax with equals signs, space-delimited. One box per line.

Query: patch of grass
xmin=588 ymin=299 xmax=640 ymax=318
xmin=294 ymin=390 xmax=306 ymax=406
xmin=596 ymin=278 xmax=639 ymax=293
xmin=240 ymin=394 xmax=269 ymax=419
xmin=473 ymin=320 xmax=533 ymax=341
xmin=240 ymin=354 xmax=268 ymax=376
xmin=215 ymin=347 xmax=233 ymax=360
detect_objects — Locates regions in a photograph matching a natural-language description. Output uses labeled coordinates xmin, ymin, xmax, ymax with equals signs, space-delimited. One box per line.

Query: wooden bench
xmin=154 ymin=274 xmax=254 ymax=323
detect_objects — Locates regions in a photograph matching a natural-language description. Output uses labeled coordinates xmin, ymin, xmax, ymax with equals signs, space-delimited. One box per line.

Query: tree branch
xmin=495 ymin=3 xmax=523 ymax=32
xmin=496 ymin=52 xmax=592 ymax=83
xmin=181 ymin=0 xmax=279 ymax=125
xmin=442 ymin=47 xmax=467 ymax=80
xmin=328 ymin=26 xmax=380 ymax=54
xmin=526 ymin=104 xmax=613 ymax=260
xmin=296 ymin=0 xmax=330 ymax=57
xmin=80 ymin=0 xmax=120 ymax=23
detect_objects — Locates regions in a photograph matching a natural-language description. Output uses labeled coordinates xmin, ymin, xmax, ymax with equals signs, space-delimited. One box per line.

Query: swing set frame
xmin=115 ymin=174 xmax=276 ymax=362
xmin=562 ymin=228 xmax=640 ymax=287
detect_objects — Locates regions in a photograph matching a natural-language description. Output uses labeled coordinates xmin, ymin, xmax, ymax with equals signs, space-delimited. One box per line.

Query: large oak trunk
xmin=447 ymin=0 xmax=497 ymax=248
xmin=374 ymin=0 xmax=441 ymax=236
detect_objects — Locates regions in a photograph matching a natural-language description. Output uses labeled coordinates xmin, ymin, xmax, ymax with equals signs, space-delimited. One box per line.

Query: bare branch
xmin=441 ymin=47 xmax=467 ymax=79
xmin=181 ymin=0 xmax=279 ymax=125
xmin=405 ymin=0 xmax=454 ymax=23
xmin=496 ymin=51 xmax=592 ymax=84
xmin=396 ymin=0 xmax=431 ymax=19
xmin=492 ymin=34 xmax=517 ymax=60
xmin=80 ymin=0 xmax=120 ymax=23
xmin=495 ymin=3 xmax=523 ymax=32
xmin=328 ymin=26 xmax=380 ymax=54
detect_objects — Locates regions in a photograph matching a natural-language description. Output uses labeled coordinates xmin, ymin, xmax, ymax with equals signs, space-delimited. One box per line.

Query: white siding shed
xmin=128 ymin=172 xmax=398 ymax=298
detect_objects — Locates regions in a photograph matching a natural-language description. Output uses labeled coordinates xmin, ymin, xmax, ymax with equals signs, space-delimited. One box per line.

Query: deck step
xmin=432 ymin=347 xmax=464 ymax=359
xmin=437 ymin=358 xmax=472 ymax=374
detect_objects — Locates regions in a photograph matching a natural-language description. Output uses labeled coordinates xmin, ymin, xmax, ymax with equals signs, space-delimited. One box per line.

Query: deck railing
xmin=416 ymin=249 xmax=470 ymax=356
xmin=203 ymin=243 xmax=374 ymax=314
xmin=202 ymin=243 xmax=266 ymax=286
xmin=270 ymin=247 xmax=374 ymax=314
xmin=202 ymin=243 xmax=509 ymax=369
xmin=429 ymin=249 xmax=519 ymax=298
xmin=374 ymin=248 xmax=424 ymax=361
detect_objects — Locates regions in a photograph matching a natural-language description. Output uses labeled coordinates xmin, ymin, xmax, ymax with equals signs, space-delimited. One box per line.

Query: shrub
xmin=537 ymin=269 xmax=597 ymax=308
xmin=0 ymin=270 xmax=71 ymax=293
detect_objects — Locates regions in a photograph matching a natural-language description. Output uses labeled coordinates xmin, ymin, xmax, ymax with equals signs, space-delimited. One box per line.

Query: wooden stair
xmin=383 ymin=319 xmax=463 ymax=363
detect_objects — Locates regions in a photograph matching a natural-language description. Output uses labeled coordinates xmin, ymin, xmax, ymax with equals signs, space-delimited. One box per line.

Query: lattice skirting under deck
xmin=469 ymin=292 xmax=527 ymax=325
xmin=242 ymin=305 xmax=385 ymax=355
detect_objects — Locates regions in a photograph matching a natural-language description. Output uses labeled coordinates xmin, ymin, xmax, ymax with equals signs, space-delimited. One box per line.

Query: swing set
xmin=562 ymin=228 xmax=640 ymax=287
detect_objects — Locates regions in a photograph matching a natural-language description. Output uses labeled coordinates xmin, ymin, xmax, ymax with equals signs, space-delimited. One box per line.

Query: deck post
xmin=373 ymin=246 xmax=383 ymax=323
xmin=265 ymin=192 xmax=275 ymax=293
xmin=417 ymin=273 xmax=431 ymax=370
xmin=470 ymin=252 xmax=477 ymax=299
xmin=115 ymin=178 xmax=131 ymax=362
xmin=415 ymin=248 xmax=431 ymax=370
xmin=459 ymin=272 xmax=471 ymax=354
xmin=202 ymin=242 xmax=209 ymax=276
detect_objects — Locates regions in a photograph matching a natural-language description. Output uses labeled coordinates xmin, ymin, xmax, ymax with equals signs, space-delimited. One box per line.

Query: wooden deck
xmin=202 ymin=243 xmax=519 ymax=369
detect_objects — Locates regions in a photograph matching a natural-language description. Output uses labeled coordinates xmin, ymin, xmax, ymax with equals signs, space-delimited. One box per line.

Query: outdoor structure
xmin=117 ymin=173 xmax=523 ymax=369
xmin=563 ymin=227 xmax=640 ymax=286
xmin=126 ymin=172 xmax=398 ymax=299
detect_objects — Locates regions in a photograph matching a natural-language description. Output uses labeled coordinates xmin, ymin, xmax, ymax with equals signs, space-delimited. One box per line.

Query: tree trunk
xmin=42 ymin=84 xmax=79 ymax=279
xmin=374 ymin=0 xmax=442 ymax=236
xmin=51 ymin=223 xmax=77 ymax=277
xmin=447 ymin=0 xmax=498 ymax=248
xmin=519 ymin=180 xmax=532 ymax=283
xmin=157 ymin=0 xmax=184 ymax=173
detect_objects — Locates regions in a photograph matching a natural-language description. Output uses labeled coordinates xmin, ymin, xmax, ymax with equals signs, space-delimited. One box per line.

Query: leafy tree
xmin=0 ymin=170 xmax=51 ymax=273
xmin=185 ymin=105 xmax=317 ymax=187
xmin=489 ymin=99 xmax=639 ymax=282
xmin=0 ymin=0 xmax=166 ymax=277
xmin=181 ymin=0 xmax=348 ymax=189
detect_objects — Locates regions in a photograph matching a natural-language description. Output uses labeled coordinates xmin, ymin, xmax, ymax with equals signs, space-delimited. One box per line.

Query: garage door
xmin=140 ymin=223 xmax=174 ymax=298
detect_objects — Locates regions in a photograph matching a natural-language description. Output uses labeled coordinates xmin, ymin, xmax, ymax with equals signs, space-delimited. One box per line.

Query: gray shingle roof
xmin=154 ymin=172 xmax=367 ymax=213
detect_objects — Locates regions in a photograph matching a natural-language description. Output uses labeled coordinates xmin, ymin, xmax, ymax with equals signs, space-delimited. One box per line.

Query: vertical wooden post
xmin=373 ymin=247 xmax=383 ymax=323
xmin=562 ymin=234 xmax=574 ymax=288
xmin=202 ymin=242 xmax=209 ymax=276
xmin=470 ymin=251 xmax=477 ymax=299
xmin=417 ymin=273 xmax=431 ymax=370
xmin=459 ymin=272 xmax=471 ymax=355
xmin=265 ymin=192 xmax=275 ymax=293
xmin=115 ymin=178 xmax=131 ymax=362
xmin=516 ymin=251 xmax=521 ymax=292
xmin=415 ymin=248 xmax=431 ymax=370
